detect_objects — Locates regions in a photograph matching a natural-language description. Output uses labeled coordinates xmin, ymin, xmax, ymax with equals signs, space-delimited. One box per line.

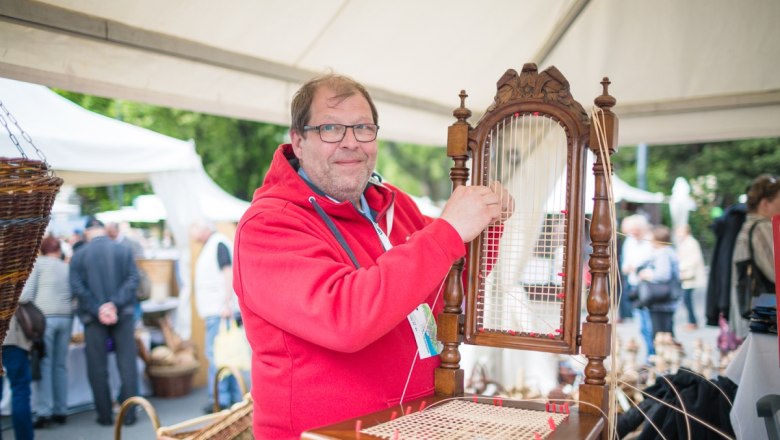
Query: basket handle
xmin=212 ymin=365 xmax=248 ymax=412
xmin=114 ymin=396 xmax=161 ymax=440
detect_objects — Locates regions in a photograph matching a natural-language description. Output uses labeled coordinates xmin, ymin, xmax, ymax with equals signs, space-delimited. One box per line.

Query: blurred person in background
xmin=638 ymin=225 xmax=682 ymax=343
xmin=620 ymin=214 xmax=655 ymax=358
xmin=22 ymin=236 xmax=74 ymax=429
xmin=674 ymin=225 xmax=706 ymax=331
xmin=1 ymin=290 xmax=36 ymax=439
xmin=191 ymin=221 xmax=243 ymax=413
xmin=69 ymin=217 xmax=139 ymax=426
xmin=730 ymin=174 xmax=780 ymax=338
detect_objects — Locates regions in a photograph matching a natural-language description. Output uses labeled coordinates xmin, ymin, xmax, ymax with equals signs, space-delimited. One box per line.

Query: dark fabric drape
xmin=617 ymin=369 xmax=738 ymax=439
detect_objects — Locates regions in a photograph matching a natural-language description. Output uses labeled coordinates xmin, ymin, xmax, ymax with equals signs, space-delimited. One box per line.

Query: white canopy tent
xmin=0 ymin=0 xmax=778 ymax=148
xmin=2 ymin=0 xmax=777 ymax=393
xmin=0 ymin=76 xmax=250 ymax=339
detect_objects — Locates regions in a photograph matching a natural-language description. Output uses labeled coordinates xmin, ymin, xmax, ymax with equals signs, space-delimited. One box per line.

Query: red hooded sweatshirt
xmin=233 ymin=144 xmax=466 ymax=438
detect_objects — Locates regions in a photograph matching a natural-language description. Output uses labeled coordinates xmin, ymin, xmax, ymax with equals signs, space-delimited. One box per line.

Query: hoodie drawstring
xmin=308 ymin=196 xmax=361 ymax=269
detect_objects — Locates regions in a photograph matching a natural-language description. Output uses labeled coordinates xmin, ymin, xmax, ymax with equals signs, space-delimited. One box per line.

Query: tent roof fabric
xmin=0 ymin=77 xmax=202 ymax=184
xmin=0 ymin=76 xmax=250 ymax=222
xmin=1 ymin=0 xmax=778 ymax=147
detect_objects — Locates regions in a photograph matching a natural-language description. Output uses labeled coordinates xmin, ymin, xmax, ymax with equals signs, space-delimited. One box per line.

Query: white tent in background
xmin=0 ymin=76 xmax=250 ymax=339
xmin=546 ymin=150 xmax=666 ymax=214
xmin=96 ymin=194 xmax=168 ymax=224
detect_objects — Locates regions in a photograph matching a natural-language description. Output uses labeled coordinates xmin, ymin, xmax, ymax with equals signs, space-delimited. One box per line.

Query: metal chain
xmin=0 ymin=100 xmax=25 ymax=157
xmin=0 ymin=99 xmax=48 ymax=163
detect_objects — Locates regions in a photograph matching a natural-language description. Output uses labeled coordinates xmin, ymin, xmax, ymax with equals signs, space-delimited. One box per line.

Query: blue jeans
xmin=634 ymin=307 xmax=655 ymax=358
xmin=1 ymin=345 xmax=34 ymax=440
xmin=682 ymin=288 xmax=697 ymax=325
xmin=205 ymin=317 xmax=243 ymax=408
xmin=36 ymin=316 xmax=73 ymax=417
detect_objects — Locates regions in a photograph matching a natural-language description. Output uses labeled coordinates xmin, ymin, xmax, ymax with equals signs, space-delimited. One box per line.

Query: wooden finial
xmin=594 ymin=77 xmax=616 ymax=109
xmin=453 ymin=90 xmax=471 ymax=122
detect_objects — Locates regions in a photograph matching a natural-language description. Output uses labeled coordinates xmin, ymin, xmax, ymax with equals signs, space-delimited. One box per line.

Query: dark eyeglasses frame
xmin=302 ymin=124 xmax=379 ymax=143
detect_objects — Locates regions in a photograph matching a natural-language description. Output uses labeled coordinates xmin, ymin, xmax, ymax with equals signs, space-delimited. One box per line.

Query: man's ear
xmin=290 ymin=129 xmax=304 ymax=158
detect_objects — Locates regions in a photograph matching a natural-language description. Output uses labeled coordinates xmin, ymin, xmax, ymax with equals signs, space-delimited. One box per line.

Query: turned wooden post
xmin=435 ymin=91 xmax=471 ymax=396
xmin=579 ymin=78 xmax=618 ymax=421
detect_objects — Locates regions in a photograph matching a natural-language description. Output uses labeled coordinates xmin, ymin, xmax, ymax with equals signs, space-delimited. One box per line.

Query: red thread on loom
xmin=393 ymin=429 xmax=400 ymax=440
xmin=355 ymin=420 xmax=362 ymax=432
xmin=405 ymin=405 xmax=412 ymax=415
xmin=548 ymin=416 xmax=556 ymax=431
xmin=534 ymin=433 xmax=542 ymax=440
xmin=556 ymin=292 xmax=565 ymax=299
xmin=560 ymin=209 xmax=568 ymax=215
xmin=558 ymin=272 xmax=565 ymax=277
xmin=473 ymin=395 xmax=478 ymax=403
xmin=390 ymin=411 xmax=397 ymax=421
xmin=419 ymin=401 xmax=426 ymax=411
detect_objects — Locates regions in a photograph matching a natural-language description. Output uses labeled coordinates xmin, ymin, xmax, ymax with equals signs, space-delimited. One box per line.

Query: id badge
xmin=406 ymin=303 xmax=442 ymax=359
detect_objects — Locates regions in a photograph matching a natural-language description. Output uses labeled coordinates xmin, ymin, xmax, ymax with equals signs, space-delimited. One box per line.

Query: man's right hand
xmin=440 ymin=185 xmax=503 ymax=242
xmin=98 ymin=301 xmax=118 ymax=325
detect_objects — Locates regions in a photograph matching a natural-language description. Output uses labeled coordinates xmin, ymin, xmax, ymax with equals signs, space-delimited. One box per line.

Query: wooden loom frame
xmin=303 ymin=63 xmax=618 ymax=439
xmin=438 ymin=62 xmax=617 ymax=426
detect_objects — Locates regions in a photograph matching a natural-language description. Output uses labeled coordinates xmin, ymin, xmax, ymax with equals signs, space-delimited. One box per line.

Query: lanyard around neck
xmin=361 ymin=195 xmax=393 ymax=251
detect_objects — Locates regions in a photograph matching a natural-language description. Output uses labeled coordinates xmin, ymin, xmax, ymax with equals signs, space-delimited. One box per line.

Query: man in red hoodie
xmin=233 ymin=73 xmax=511 ymax=439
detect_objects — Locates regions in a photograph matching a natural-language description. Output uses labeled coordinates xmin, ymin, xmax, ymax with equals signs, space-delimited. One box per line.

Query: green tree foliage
xmin=56 ymin=90 xmax=287 ymax=210
xmin=376 ymin=141 xmax=450 ymax=201
xmin=54 ymin=88 xmax=780 ymax=256
xmin=53 ymin=90 xmax=451 ymax=213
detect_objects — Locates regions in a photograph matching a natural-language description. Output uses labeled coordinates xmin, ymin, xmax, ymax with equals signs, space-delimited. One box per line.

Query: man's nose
xmin=339 ymin=126 xmax=360 ymax=147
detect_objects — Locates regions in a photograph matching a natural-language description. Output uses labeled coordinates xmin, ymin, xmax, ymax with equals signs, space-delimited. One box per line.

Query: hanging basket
xmin=0 ymin=157 xmax=62 ymax=367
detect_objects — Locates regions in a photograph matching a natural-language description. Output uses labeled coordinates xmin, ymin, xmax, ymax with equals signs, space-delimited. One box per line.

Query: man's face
xmin=290 ymin=87 xmax=377 ymax=204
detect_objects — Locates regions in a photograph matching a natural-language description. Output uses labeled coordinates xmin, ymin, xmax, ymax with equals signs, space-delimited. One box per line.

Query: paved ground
xmin=2 ymin=385 xmax=210 ymax=439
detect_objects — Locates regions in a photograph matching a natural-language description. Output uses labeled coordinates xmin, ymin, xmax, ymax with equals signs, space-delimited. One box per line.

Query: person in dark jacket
xmin=69 ymin=217 xmax=139 ymax=427
xmin=704 ymin=203 xmax=746 ymax=326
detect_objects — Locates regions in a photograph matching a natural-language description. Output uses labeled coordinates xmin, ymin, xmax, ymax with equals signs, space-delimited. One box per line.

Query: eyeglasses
xmin=302 ymin=124 xmax=379 ymax=143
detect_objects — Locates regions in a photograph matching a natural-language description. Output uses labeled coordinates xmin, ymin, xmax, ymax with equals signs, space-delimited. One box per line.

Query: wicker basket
xmin=0 ymin=157 xmax=62 ymax=367
xmin=115 ymin=367 xmax=253 ymax=440
xmin=147 ymin=361 xmax=200 ymax=398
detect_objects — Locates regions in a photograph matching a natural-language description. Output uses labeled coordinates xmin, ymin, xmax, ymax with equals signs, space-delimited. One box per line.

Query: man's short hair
xmin=84 ymin=216 xmax=104 ymax=230
xmin=290 ymin=73 xmax=379 ymax=137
